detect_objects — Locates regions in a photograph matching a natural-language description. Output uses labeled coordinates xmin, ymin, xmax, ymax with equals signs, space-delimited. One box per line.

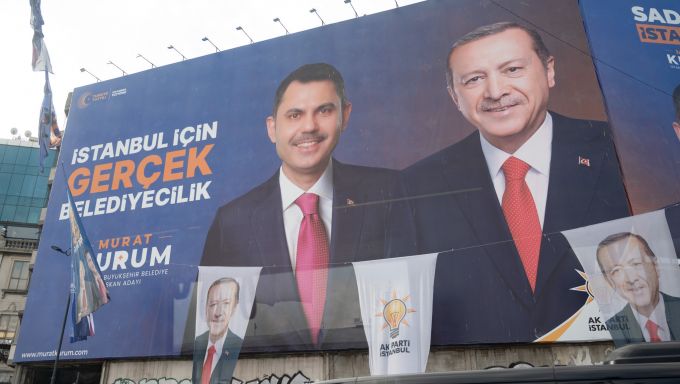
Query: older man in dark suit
xmin=402 ymin=22 xmax=630 ymax=343
xmin=193 ymin=278 xmax=243 ymax=384
xmin=597 ymin=232 xmax=680 ymax=347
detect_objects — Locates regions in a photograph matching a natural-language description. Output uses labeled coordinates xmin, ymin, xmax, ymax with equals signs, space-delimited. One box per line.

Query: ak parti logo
xmin=376 ymin=290 xmax=416 ymax=339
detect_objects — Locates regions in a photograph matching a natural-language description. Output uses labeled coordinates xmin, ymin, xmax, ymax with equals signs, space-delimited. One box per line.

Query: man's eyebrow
xmin=208 ymin=298 xmax=232 ymax=303
xmin=455 ymin=67 xmax=484 ymax=80
xmin=315 ymin=102 xmax=336 ymax=112
xmin=497 ymin=57 xmax=529 ymax=69
xmin=284 ymin=107 xmax=303 ymax=115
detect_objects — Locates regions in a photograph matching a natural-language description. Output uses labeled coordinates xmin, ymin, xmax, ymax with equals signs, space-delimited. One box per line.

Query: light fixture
xmin=235 ymin=26 xmax=254 ymax=44
xmin=309 ymin=8 xmax=325 ymax=25
xmin=79 ymin=67 xmax=101 ymax=82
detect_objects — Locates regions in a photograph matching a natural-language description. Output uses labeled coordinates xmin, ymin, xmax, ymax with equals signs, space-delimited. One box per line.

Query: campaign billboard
xmin=16 ymin=0 xmax=641 ymax=362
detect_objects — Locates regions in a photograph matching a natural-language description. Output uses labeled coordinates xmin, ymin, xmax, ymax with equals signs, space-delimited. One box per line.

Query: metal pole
xmin=50 ymin=292 xmax=71 ymax=384
xmin=136 ymin=54 xmax=156 ymax=68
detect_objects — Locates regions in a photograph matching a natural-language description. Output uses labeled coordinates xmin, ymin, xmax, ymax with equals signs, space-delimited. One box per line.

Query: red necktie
xmin=201 ymin=345 xmax=216 ymax=384
xmin=294 ymin=193 xmax=329 ymax=345
xmin=501 ymin=157 xmax=542 ymax=292
xmin=645 ymin=319 xmax=662 ymax=342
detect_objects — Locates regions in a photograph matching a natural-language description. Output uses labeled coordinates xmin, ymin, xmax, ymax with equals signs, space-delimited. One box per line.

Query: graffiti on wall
xmin=111 ymin=371 xmax=311 ymax=384
xmin=234 ymin=371 xmax=311 ymax=384
xmin=112 ymin=379 xmax=190 ymax=384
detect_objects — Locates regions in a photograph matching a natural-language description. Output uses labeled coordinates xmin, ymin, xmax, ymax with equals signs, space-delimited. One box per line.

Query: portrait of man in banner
xmin=562 ymin=209 xmax=680 ymax=347
xmin=193 ymin=277 xmax=243 ymax=384
xmin=597 ymin=232 xmax=680 ymax=346
xmin=193 ymin=267 xmax=260 ymax=384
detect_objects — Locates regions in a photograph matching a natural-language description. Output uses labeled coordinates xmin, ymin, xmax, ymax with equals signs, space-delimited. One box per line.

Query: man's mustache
xmin=480 ymin=96 xmax=524 ymax=112
xmin=290 ymin=133 xmax=327 ymax=146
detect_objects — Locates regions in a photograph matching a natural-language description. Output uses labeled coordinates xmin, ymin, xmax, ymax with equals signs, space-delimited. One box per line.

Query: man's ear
xmin=603 ymin=275 xmax=616 ymax=291
xmin=447 ymin=85 xmax=460 ymax=110
xmin=266 ymin=116 xmax=276 ymax=143
xmin=545 ymin=56 xmax=556 ymax=88
xmin=673 ymin=121 xmax=680 ymax=142
xmin=341 ymin=101 xmax=352 ymax=131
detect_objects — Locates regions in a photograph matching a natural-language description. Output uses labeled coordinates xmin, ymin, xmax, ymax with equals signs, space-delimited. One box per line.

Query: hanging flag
xmin=353 ymin=253 xmax=438 ymax=375
xmin=29 ymin=0 xmax=52 ymax=73
xmin=66 ymin=186 xmax=110 ymax=342
xmin=32 ymin=32 xmax=53 ymax=73
xmin=29 ymin=0 xmax=44 ymax=31
xmin=38 ymin=71 xmax=61 ymax=171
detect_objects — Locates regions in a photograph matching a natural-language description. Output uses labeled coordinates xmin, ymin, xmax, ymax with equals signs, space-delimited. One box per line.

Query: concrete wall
xmin=100 ymin=341 xmax=615 ymax=384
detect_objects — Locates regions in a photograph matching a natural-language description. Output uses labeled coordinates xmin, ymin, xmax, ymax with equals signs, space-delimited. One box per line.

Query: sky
xmin=0 ymin=0 xmax=423 ymax=141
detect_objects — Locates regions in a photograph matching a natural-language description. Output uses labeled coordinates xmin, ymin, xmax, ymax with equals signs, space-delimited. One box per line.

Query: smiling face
xmin=266 ymin=80 xmax=351 ymax=190
xmin=205 ymin=280 xmax=238 ymax=343
xmin=598 ymin=236 xmax=661 ymax=317
xmin=448 ymin=28 xmax=555 ymax=153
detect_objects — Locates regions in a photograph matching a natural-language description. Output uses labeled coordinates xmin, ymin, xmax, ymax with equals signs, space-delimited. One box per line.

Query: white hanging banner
xmin=561 ymin=209 xmax=680 ymax=347
xmin=193 ymin=266 xmax=262 ymax=384
xmin=353 ymin=253 xmax=438 ymax=375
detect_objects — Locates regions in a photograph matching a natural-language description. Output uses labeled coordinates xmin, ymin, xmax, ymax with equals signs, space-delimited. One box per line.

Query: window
xmin=0 ymin=315 xmax=18 ymax=343
xmin=8 ymin=261 xmax=29 ymax=291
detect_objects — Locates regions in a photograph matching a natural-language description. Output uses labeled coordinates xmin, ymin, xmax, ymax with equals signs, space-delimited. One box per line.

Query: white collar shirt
xmin=479 ymin=112 xmax=553 ymax=228
xmin=279 ymin=160 xmax=333 ymax=272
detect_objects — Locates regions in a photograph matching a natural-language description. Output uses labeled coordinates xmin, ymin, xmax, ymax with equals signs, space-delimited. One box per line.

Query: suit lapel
xmin=251 ymin=172 xmax=293 ymax=271
xmin=543 ymin=114 xmax=606 ymax=234
xmin=622 ymin=304 xmax=645 ymax=343
xmin=447 ymin=134 xmax=535 ymax=309
xmin=330 ymin=160 xmax=365 ymax=264
xmin=537 ymin=114 xmax=604 ymax=295
xmin=215 ymin=331 xmax=240 ymax=377
xmin=662 ymin=293 xmax=680 ymax=340
xmin=316 ymin=161 xmax=366 ymax=347
xmin=193 ymin=334 xmax=207 ymax=382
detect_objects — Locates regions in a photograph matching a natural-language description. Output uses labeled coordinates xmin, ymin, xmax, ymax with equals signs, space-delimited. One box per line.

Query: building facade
xmin=0 ymin=139 xmax=55 ymax=383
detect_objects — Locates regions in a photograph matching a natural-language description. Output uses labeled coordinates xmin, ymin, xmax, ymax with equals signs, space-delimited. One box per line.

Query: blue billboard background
xmin=17 ymin=0 xmax=614 ymax=361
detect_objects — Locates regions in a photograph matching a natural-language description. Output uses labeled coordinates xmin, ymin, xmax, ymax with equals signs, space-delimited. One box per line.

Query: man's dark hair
xmin=272 ymin=63 xmax=348 ymax=116
xmin=596 ymin=232 xmax=656 ymax=276
xmin=445 ymin=22 xmax=552 ymax=90
xmin=207 ymin=277 xmax=240 ymax=303
xmin=673 ymin=83 xmax=680 ymax=122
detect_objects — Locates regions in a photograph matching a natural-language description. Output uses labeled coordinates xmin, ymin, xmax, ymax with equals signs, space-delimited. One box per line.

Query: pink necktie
xmin=201 ymin=345 xmax=216 ymax=384
xmin=294 ymin=193 xmax=329 ymax=345
xmin=501 ymin=157 xmax=542 ymax=292
xmin=646 ymin=319 xmax=662 ymax=342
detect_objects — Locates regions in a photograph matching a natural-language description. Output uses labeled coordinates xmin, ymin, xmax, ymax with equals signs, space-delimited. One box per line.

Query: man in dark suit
xmin=402 ymin=22 xmax=630 ymax=343
xmin=193 ymin=278 xmax=243 ymax=384
xmin=201 ymin=63 xmax=414 ymax=352
xmin=597 ymin=232 xmax=680 ymax=347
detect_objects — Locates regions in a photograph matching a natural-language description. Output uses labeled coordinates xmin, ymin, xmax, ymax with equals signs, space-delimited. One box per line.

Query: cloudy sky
xmin=0 ymin=0 xmax=422 ymax=140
